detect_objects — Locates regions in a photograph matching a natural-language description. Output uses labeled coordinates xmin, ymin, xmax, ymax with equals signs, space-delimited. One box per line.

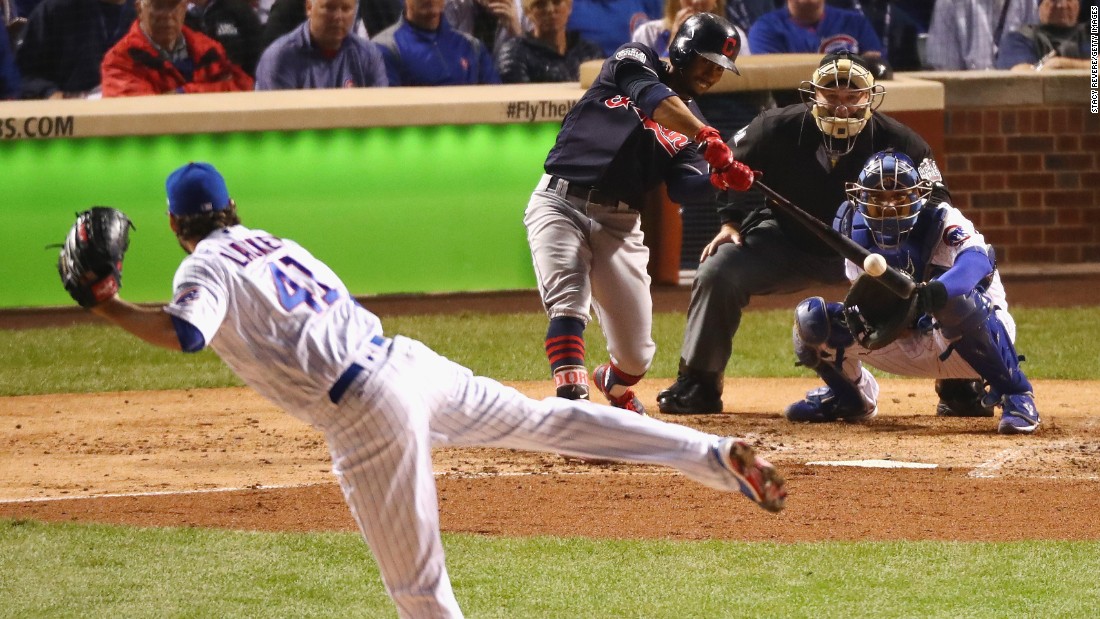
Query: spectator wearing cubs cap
xmin=254 ymin=0 xmax=387 ymax=90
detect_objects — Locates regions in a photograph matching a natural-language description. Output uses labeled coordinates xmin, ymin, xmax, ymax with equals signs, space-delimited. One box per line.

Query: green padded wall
xmin=1 ymin=123 xmax=560 ymax=308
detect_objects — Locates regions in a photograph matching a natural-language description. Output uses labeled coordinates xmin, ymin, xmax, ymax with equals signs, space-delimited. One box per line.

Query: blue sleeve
xmin=609 ymin=46 xmax=677 ymax=116
xmin=747 ymin=12 xmax=787 ymax=54
xmin=994 ymin=31 xmax=1036 ymax=69
xmin=667 ymin=171 xmax=717 ymax=205
xmin=253 ymin=48 xmax=277 ymax=90
xmin=936 ymin=247 xmax=994 ymax=298
xmin=171 ymin=315 xmax=207 ymax=353
xmin=378 ymin=45 xmax=403 ymax=86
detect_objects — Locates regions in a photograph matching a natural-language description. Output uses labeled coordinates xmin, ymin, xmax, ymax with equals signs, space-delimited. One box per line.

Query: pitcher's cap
xmin=166 ymin=162 xmax=230 ymax=216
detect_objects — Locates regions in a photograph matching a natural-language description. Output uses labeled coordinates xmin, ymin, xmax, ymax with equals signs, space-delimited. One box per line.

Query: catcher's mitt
xmin=842 ymin=272 xmax=920 ymax=350
xmin=57 ymin=207 xmax=134 ymax=309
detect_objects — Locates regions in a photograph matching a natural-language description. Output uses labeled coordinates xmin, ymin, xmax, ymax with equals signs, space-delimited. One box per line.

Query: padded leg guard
xmin=935 ymin=290 xmax=1039 ymax=433
xmin=787 ymin=297 xmax=877 ymax=422
xmin=935 ymin=291 xmax=1032 ymax=400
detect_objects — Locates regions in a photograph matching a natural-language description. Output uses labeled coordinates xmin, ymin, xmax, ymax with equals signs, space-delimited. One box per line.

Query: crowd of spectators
xmin=0 ymin=0 xmax=1094 ymax=99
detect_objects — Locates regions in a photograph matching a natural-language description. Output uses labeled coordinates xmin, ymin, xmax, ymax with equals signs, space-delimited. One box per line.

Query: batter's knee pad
xmin=935 ymin=291 xmax=1032 ymax=398
xmin=793 ymin=297 xmax=854 ymax=368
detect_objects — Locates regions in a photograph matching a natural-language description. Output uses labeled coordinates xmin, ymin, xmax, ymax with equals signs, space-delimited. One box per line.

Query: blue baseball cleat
xmin=998 ymin=392 xmax=1040 ymax=435
xmin=785 ymin=386 xmax=877 ymax=423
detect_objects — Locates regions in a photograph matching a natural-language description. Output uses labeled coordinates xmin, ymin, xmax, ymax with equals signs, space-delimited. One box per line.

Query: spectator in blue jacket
xmin=749 ymin=0 xmax=884 ymax=59
xmin=374 ymin=0 xmax=501 ymax=85
xmin=255 ymin=0 xmax=387 ymax=89
xmin=566 ymin=0 xmax=661 ymax=56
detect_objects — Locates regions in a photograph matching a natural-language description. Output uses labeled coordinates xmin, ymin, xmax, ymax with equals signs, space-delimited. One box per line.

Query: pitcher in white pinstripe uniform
xmin=86 ymin=162 xmax=786 ymax=619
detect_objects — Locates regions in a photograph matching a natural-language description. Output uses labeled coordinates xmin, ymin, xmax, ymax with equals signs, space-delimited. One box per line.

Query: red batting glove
xmin=695 ymin=125 xmax=733 ymax=171
xmin=720 ymin=161 xmax=754 ymax=192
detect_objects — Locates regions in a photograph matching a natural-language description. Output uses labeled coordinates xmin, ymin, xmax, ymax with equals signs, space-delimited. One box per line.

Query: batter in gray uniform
xmin=526 ymin=12 xmax=753 ymax=414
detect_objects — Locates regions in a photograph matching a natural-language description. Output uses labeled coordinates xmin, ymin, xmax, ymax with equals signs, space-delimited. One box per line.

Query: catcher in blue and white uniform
xmin=785 ymin=150 xmax=1040 ymax=435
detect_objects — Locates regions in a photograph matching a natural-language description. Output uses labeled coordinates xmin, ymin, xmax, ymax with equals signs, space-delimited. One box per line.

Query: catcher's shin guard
xmin=789 ymin=297 xmax=877 ymax=422
xmin=935 ymin=291 xmax=1032 ymax=399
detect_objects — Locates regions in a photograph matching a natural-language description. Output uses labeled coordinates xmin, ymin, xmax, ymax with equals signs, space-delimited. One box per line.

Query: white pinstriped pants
xmin=324 ymin=336 xmax=750 ymax=618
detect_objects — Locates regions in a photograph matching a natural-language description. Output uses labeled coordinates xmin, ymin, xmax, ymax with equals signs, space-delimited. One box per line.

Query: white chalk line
xmin=967 ymin=440 xmax=1084 ymax=479
xmin=968 ymin=449 xmax=1019 ymax=478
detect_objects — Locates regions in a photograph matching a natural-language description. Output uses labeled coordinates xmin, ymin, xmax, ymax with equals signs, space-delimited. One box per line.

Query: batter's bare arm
xmin=91 ymin=297 xmax=183 ymax=351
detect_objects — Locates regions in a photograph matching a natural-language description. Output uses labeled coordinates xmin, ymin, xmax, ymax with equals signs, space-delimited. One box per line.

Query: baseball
xmin=863 ymin=253 xmax=888 ymax=277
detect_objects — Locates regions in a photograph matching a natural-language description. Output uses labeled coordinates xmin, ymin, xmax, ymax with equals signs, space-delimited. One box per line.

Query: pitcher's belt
xmin=329 ymin=334 xmax=390 ymax=404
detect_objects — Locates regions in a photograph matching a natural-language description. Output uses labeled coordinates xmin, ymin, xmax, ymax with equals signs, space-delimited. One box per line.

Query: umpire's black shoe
xmin=934 ymin=378 xmax=995 ymax=417
xmin=657 ymin=375 xmax=723 ymax=415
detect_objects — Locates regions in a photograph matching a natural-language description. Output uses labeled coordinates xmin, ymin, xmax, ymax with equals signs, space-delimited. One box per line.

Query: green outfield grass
xmin=3 ymin=520 xmax=1100 ymax=618
xmin=0 ymin=306 xmax=1096 ymax=396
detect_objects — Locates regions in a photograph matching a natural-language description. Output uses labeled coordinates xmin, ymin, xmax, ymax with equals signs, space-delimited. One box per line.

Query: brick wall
xmin=941 ymin=104 xmax=1100 ymax=264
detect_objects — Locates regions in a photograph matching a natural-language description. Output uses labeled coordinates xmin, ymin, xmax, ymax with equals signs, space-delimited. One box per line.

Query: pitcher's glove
xmin=842 ymin=272 xmax=921 ymax=350
xmin=57 ymin=207 xmax=134 ymax=308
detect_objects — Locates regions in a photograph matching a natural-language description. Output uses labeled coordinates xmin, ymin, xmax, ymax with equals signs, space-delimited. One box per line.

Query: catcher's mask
xmin=669 ymin=12 xmax=741 ymax=75
xmin=799 ymin=51 xmax=885 ymax=158
xmin=846 ymin=150 xmax=931 ymax=249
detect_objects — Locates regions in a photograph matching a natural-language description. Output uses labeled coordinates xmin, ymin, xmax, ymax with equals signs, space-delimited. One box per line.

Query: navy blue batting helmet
xmin=668 ymin=13 xmax=741 ymax=75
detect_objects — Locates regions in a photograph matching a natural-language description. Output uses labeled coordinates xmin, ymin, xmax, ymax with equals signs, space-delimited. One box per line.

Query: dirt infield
xmin=2 ymin=274 xmax=1100 ymax=541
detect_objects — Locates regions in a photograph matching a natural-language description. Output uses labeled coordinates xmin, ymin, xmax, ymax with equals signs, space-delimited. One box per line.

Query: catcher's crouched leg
xmin=935 ymin=291 xmax=1038 ymax=434
xmin=784 ymin=297 xmax=878 ymax=423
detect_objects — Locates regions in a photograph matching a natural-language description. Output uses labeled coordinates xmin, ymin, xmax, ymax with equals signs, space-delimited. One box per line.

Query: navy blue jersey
xmin=543 ymin=43 xmax=714 ymax=210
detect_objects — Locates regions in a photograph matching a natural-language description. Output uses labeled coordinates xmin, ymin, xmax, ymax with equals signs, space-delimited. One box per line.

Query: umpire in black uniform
xmin=659 ymin=51 xmax=989 ymax=417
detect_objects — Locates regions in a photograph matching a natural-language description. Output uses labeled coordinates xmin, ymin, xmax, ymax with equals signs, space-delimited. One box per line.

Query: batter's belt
xmin=537 ymin=174 xmax=633 ymax=212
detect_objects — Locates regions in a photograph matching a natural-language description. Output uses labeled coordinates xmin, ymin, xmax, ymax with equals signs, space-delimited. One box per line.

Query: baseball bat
xmin=752 ymin=179 xmax=917 ymax=299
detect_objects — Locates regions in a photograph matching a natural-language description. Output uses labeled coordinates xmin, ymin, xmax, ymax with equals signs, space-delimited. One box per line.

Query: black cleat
xmin=935 ymin=379 xmax=994 ymax=417
xmin=657 ymin=375 xmax=722 ymax=414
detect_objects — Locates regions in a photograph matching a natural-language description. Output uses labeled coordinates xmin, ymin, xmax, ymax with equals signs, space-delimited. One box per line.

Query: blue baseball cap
xmin=166 ymin=162 xmax=230 ymax=216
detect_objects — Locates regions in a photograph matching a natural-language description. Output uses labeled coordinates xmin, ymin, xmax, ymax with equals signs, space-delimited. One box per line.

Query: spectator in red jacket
xmin=101 ymin=0 xmax=253 ymax=96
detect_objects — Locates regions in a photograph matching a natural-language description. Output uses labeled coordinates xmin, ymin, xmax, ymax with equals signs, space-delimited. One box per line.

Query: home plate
xmin=806 ymin=459 xmax=938 ymax=469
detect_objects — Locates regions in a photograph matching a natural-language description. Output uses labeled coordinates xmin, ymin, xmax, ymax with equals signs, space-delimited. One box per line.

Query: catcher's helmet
xmin=846 ymin=150 xmax=931 ymax=249
xmin=798 ymin=51 xmax=885 ymax=157
xmin=668 ymin=13 xmax=741 ymax=75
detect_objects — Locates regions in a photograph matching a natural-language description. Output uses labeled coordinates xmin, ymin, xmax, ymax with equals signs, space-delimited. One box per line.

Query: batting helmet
xmin=846 ymin=150 xmax=931 ymax=249
xmin=668 ymin=13 xmax=741 ymax=75
xmin=798 ymin=51 xmax=885 ymax=157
